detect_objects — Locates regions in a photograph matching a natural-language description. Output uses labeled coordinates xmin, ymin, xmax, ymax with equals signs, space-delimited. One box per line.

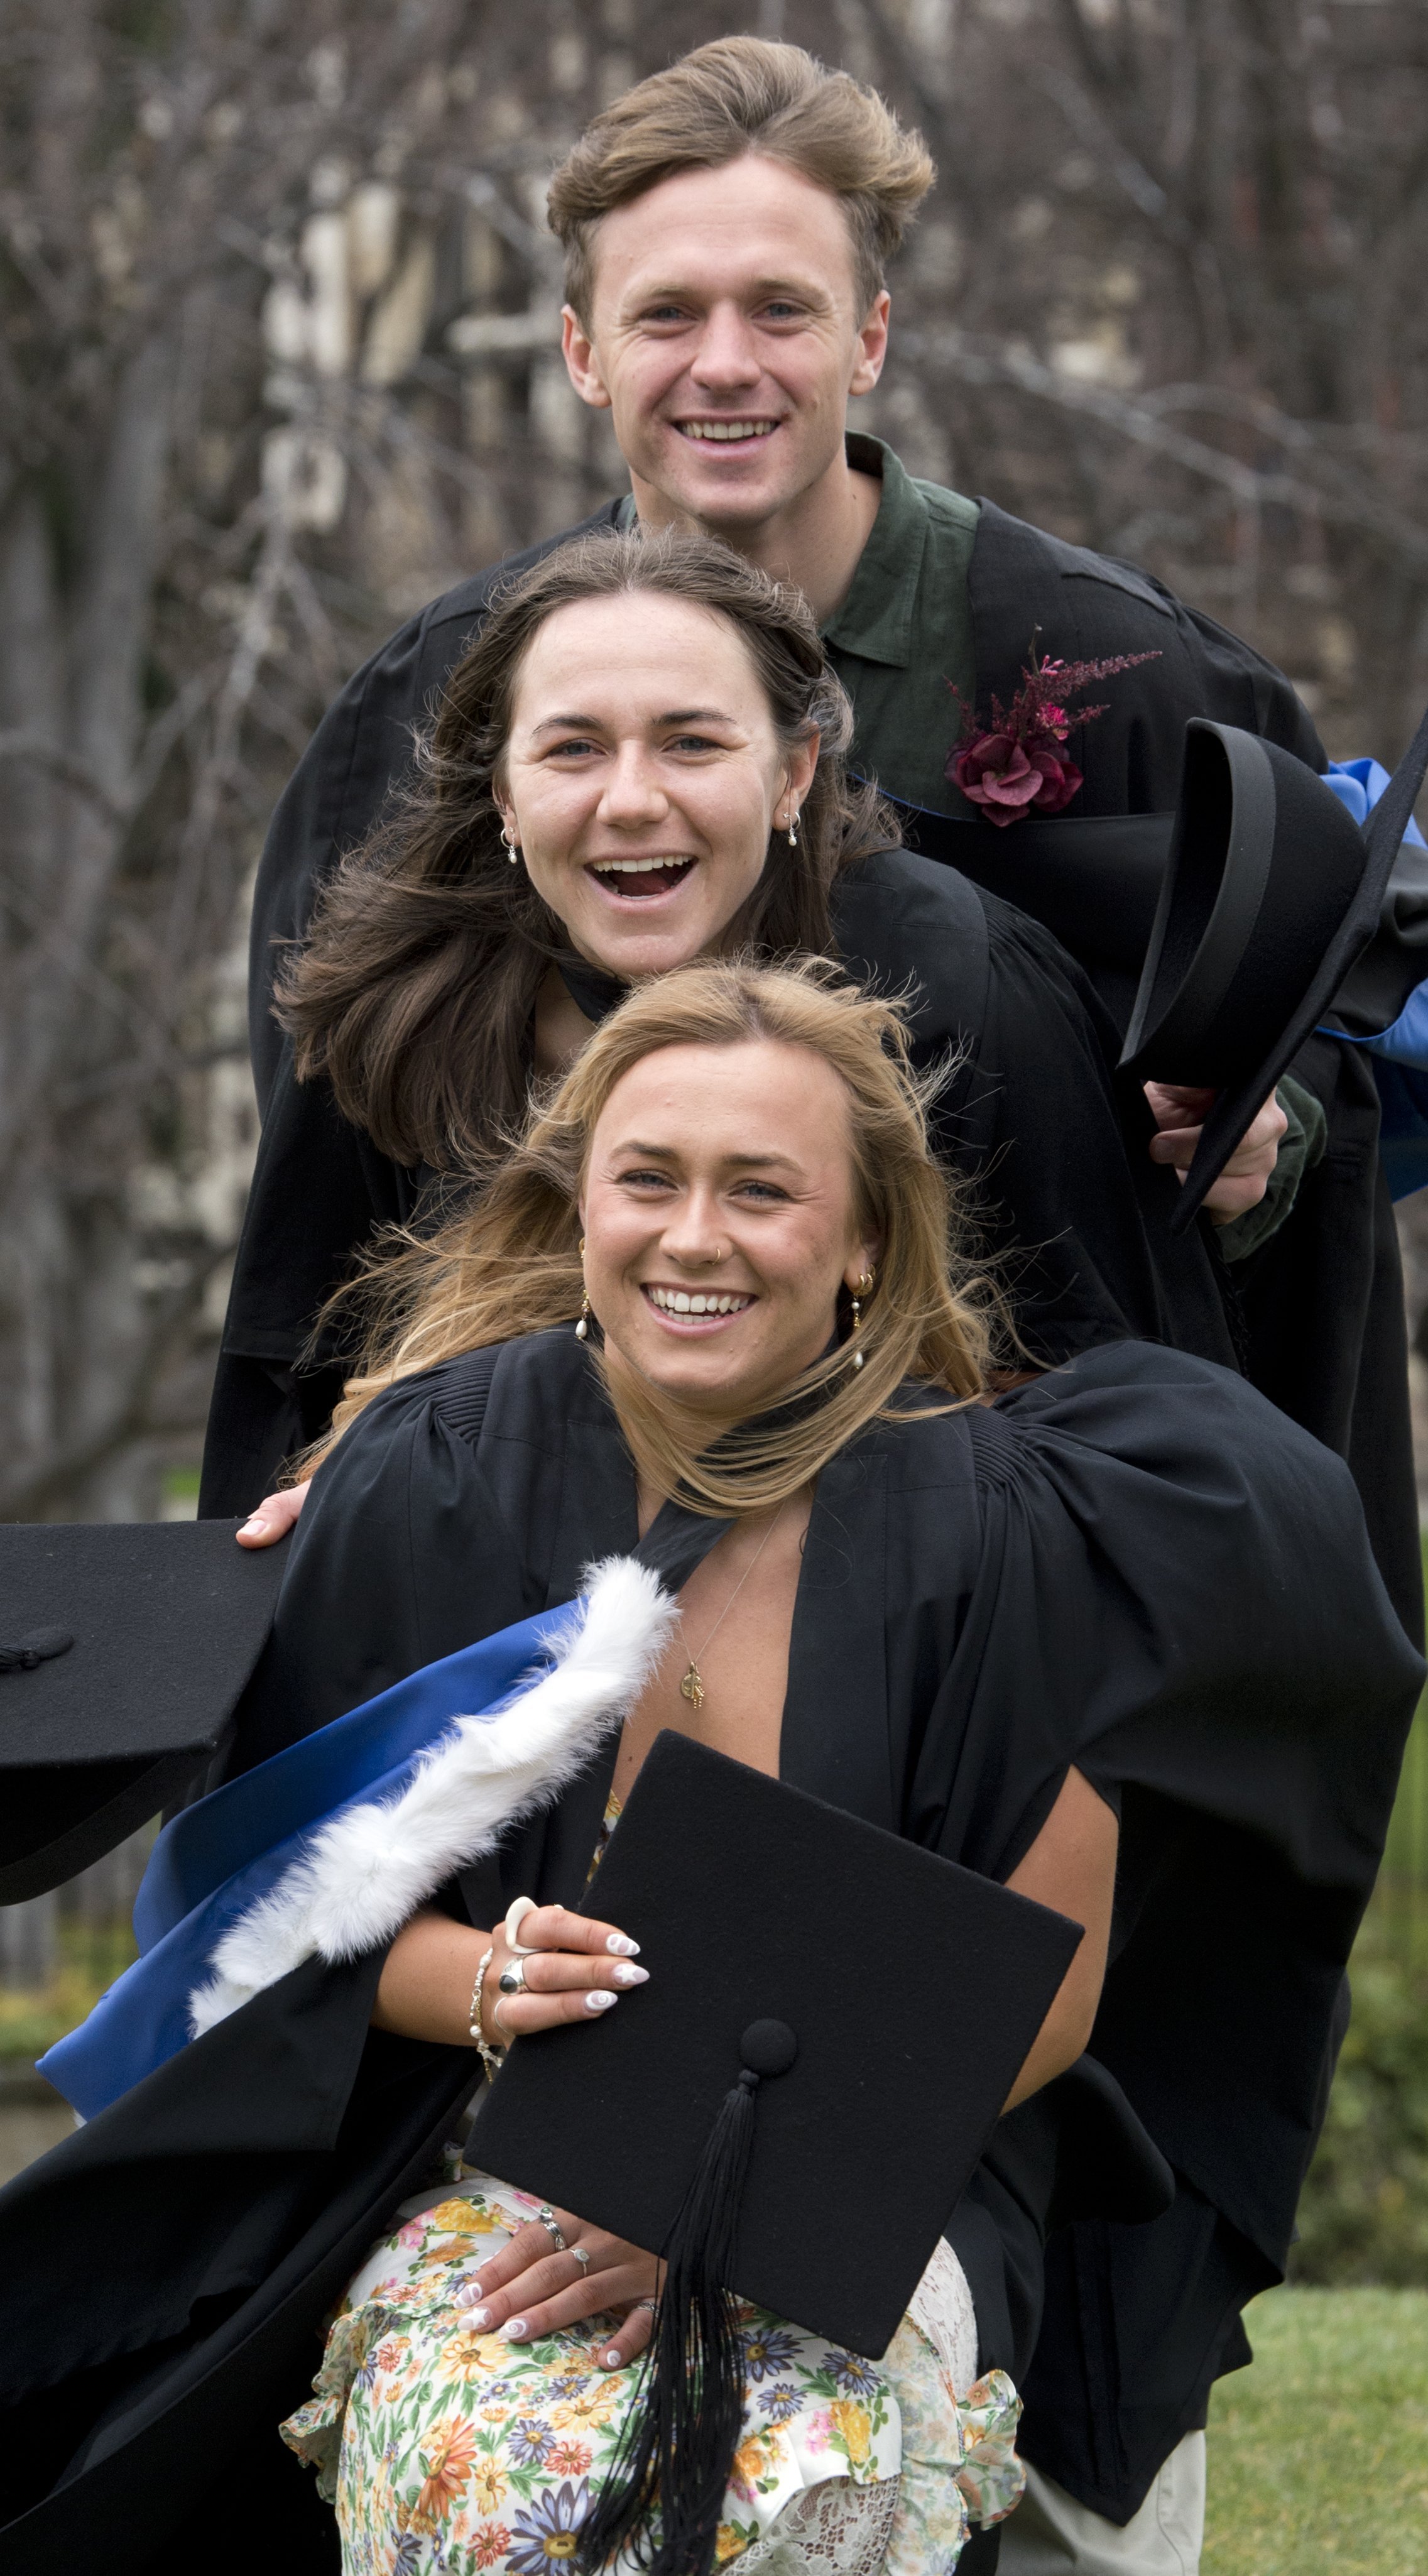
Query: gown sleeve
xmin=197 ymin=1042 xmax=420 ymax=1515
xmin=917 ymin=1339 xmax=1423 ymax=2271
xmin=946 ymin=897 xmax=1241 ymax=1369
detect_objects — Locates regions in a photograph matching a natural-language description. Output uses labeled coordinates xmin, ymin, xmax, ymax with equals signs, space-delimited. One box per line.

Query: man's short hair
xmin=547 ymin=36 xmax=935 ymax=325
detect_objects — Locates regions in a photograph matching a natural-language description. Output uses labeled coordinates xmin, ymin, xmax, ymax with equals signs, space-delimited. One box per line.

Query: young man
xmin=208 ymin=43 xmax=1417 ymax=2573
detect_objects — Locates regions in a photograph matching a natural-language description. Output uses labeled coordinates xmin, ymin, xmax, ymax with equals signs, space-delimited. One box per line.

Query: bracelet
xmin=470 ymin=1945 xmax=505 ymax=2082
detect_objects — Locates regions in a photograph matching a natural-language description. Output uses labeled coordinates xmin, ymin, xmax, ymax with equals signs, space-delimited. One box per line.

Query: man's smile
xmin=674 ymin=418 xmax=779 ymax=445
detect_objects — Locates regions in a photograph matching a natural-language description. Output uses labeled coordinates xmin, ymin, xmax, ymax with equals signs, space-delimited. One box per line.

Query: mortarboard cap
xmin=0 ymin=1520 xmax=285 ymax=1902
xmin=469 ymin=1730 xmax=1081 ymax=2576
xmin=1120 ymin=707 xmax=1428 ymax=1228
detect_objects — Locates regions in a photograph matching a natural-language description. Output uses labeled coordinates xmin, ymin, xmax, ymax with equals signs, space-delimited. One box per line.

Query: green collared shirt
xmin=823 ymin=434 xmax=980 ymax=816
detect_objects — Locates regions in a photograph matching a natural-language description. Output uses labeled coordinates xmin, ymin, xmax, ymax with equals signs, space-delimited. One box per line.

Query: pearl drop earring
xmin=500 ymin=822 xmax=520 ymax=865
xmin=785 ymin=808 xmax=800 ymax=849
xmin=849 ymin=1267 xmax=875 ymax=1371
xmin=575 ymin=1236 xmax=590 ymax=1340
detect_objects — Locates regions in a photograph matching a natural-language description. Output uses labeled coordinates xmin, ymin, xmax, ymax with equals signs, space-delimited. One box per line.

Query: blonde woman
xmin=9 ymin=965 xmax=1418 ymax=2576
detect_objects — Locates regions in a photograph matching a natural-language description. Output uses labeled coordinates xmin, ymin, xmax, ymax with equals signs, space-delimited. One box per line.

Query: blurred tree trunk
xmin=1 ymin=337 xmax=177 ymax=1516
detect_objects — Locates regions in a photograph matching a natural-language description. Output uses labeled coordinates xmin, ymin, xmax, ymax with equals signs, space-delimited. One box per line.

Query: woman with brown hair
xmin=207 ymin=528 xmax=1283 ymax=1524
xmin=9 ymin=963 xmax=1415 ymax=2576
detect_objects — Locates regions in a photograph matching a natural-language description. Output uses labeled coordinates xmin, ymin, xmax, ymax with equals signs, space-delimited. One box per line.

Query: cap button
xmin=739 ymin=2018 xmax=797 ymax=2078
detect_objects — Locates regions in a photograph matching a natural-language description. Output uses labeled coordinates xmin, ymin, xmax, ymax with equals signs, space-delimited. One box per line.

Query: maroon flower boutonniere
xmin=947 ymin=644 xmax=1162 ymax=827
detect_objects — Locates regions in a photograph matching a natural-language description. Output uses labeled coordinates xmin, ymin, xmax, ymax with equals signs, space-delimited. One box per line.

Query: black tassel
xmin=578 ymin=2070 xmax=761 ymax=2576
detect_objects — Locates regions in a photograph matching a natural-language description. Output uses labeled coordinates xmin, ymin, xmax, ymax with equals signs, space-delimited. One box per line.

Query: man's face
xmin=562 ymin=155 xmax=889 ymax=537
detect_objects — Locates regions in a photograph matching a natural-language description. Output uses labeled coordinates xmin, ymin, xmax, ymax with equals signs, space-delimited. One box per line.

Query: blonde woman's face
xmin=579 ymin=1037 xmax=880 ymax=1417
xmin=497 ymin=593 xmax=817 ymax=980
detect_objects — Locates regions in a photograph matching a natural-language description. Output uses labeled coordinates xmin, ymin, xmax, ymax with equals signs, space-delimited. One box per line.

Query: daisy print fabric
xmin=280 ymin=2168 xmax=1023 ymax=2576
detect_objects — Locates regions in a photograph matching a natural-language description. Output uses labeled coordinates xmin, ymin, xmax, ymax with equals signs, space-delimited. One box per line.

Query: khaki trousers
xmin=997 ymin=2432 xmax=1206 ymax=2576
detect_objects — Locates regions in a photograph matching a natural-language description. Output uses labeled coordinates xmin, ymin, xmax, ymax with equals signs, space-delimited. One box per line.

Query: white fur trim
xmin=187 ymin=1557 xmax=675 ymax=2039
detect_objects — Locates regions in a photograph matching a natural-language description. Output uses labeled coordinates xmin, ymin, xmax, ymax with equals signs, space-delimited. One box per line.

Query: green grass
xmin=1203 ymin=2288 xmax=1428 ymax=2574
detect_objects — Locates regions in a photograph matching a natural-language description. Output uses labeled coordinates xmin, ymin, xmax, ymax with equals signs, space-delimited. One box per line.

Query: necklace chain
xmin=678 ymin=1504 xmax=788 ymax=1711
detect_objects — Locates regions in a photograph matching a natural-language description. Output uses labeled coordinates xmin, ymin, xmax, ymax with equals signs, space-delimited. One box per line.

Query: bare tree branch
xmin=0 ymin=733 xmax=129 ymax=819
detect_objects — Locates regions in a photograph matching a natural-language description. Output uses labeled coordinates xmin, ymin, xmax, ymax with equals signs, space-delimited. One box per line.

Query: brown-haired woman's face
xmin=496 ymin=591 xmax=818 ymax=979
xmin=579 ymin=1036 xmax=879 ymax=1418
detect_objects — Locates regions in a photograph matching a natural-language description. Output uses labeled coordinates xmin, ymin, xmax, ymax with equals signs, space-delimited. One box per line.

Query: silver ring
xmin=635 ymin=2296 xmax=657 ymax=2313
xmin=569 ymin=2245 xmax=592 ymax=2276
xmin=498 ymin=1957 xmax=528 ymax=1994
xmin=537 ymin=2207 xmax=567 ymax=2254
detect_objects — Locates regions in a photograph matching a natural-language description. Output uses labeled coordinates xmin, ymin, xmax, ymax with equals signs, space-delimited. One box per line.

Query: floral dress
xmin=282 ymin=1796 xmax=1023 ymax=2573
xmin=280 ymin=2164 xmax=1024 ymax=2576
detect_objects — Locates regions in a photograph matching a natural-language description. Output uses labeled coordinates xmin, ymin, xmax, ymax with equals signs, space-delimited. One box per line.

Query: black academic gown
xmin=193 ymin=491 xmax=1427 ymax=2535
xmin=200 ymin=494 xmax=1354 ymax=1534
xmin=1 ymin=1333 xmax=1419 ymax=2573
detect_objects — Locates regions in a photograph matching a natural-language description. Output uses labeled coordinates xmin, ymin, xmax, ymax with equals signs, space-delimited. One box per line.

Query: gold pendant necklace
xmin=677 ymin=1503 xmax=787 ymax=1713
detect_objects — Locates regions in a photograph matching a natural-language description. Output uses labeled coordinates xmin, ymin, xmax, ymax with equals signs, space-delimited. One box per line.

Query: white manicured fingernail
xmin=503 ymin=2318 xmax=528 ymax=2340
xmin=611 ymin=1963 xmax=648 ymax=1987
xmin=606 ymin=1934 xmax=640 ymax=1956
xmin=602 ymin=2347 xmax=622 ymax=2367
xmin=586 ymin=1989 xmax=617 ymax=2012
xmin=239 ymin=1516 xmax=266 ymax=1535
xmin=459 ymin=2301 xmax=491 ymax=2327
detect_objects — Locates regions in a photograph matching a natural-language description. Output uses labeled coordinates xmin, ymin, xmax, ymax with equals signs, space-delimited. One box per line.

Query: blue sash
xmin=40 ymin=1602 xmax=578 ymax=2122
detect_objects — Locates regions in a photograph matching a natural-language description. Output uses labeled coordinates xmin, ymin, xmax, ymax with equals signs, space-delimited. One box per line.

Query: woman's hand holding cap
xmin=476 ymin=1904 xmax=648 ymax=2045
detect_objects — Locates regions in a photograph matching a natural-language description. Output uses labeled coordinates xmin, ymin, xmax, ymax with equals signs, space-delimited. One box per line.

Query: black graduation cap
xmin=1120 ymin=707 xmax=1428 ymax=1231
xmin=0 ymin=1520 xmax=286 ymax=1902
xmin=469 ymin=1730 xmax=1081 ymax=2576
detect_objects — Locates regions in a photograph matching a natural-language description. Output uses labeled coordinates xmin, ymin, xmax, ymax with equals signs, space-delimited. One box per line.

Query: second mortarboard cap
xmin=0 ymin=1520 xmax=286 ymax=1902
xmin=469 ymin=1730 xmax=1082 ymax=2576
xmin=1120 ymin=706 xmax=1428 ymax=1228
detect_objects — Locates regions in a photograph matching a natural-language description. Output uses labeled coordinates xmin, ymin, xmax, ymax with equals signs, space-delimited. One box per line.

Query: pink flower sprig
xmin=947 ymin=645 xmax=1162 ymax=827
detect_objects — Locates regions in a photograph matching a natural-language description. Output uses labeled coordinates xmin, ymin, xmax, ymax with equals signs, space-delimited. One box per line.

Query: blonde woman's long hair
xmin=322 ymin=959 xmax=996 ymax=1515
